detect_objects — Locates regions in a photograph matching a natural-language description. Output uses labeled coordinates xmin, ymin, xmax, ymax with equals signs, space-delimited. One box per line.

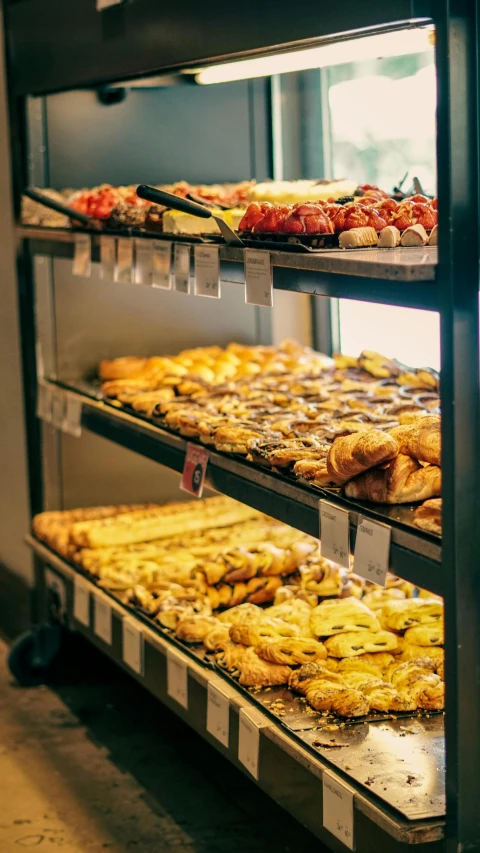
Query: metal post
xmin=435 ymin=2 xmax=480 ymax=850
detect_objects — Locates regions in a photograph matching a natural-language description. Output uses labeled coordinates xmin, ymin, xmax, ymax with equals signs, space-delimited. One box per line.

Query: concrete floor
xmin=0 ymin=635 xmax=328 ymax=853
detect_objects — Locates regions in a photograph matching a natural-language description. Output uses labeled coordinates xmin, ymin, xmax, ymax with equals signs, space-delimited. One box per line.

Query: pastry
xmin=288 ymin=662 xmax=338 ymax=693
xmin=255 ymin=637 xmax=327 ymax=665
xmin=237 ymin=647 xmax=292 ymax=687
xmin=338 ymin=227 xmax=378 ymax=249
xmin=215 ymin=641 xmax=249 ymax=672
xmin=377 ymin=225 xmax=401 ymax=248
xmin=389 ymin=416 xmax=441 ymax=466
xmin=362 ymin=588 xmax=406 ymax=610
xmin=324 ymin=630 xmax=398 ymax=658
xmin=310 ymin=599 xmax=381 ymax=637
xmin=414 ymin=498 xmax=442 ymax=535
xmin=175 ymin=615 xmax=219 ymax=643
xmin=203 ymin=624 xmax=232 ymax=651
xmin=229 ymin=618 xmax=299 ymax=646
xmin=404 ymin=624 xmax=444 ymax=646
xmin=380 ymin=599 xmax=443 ymax=632
xmin=344 ymin=454 xmax=441 ymax=504
xmin=217 ymin=603 xmax=264 ymax=624
xmin=326 ymin=430 xmax=399 ymax=485
xmin=397 ymin=642 xmax=444 ymax=663
xmin=337 ymin=658 xmax=384 ymax=678
xmin=400 ymin=224 xmax=428 ymax=246
xmin=292 ymin=457 xmax=334 ymax=487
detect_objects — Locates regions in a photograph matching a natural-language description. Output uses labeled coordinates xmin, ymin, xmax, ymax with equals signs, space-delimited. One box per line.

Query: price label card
xmin=123 ymin=619 xmax=144 ymax=675
xmin=135 ymin=239 xmax=153 ymax=285
xmin=319 ymin=500 xmax=350 ymax=568
xmin=167 ymin=650 xmax=188 ymax=709
xmin=152 ymin=241 xmax=172 ymax=289
xmin=115 ymin=237 xmax=134 ymax=284
xmin=180 ymin=443 xmax=209 ymax=497
xmin=72 ymin=233 xmax=92 ymax=277
xmin=100 ymin=235 xmax=116 ymax=280
xmin=194 ymin=245 xmax=220 ymax=298
xmin=36 ymin=383 xmax=52 ymax=423
xmin=94 ymin=597 xmax=112 ymax=645
xmin=73 ymin=577 xmax=90 ymax=627
xmin=353 ymin=517 xmax=391 ymax=587
xmin=174 ymin=244 xmax=190 ymax=293
xmin=238 ymin=708 xmax=264 ymax=779
xmin=51 ymin=389 xmax=66 ymax=431
xmin=323 ymin=772 xmax=355 ymax=850
xmin=207 ymin=682 xmax=229 ymax=747
xmin=244 ymin=249 xmax=273 ymax=307
xmin=64 ymin=395 xmax=82 ymax=438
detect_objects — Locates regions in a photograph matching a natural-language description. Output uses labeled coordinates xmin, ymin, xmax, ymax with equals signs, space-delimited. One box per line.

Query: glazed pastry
xmin=362 ymin=588 xmax=406 ymax=610
xmin=288 ymin=662 xmax=338 ymax=694
xmin=359 ymin=652 xmax=396 ymax=672
xmin=380 ymin=598 xmax=443 ymax=632
xmin=218 ymin=603 xmax=264 ymax=624
xmin=389 ymin=416 xmax=441 ymax=466
xmin=364 ymin=683 xmax=416 ymax=712
xmin=214 ymin=425 xmax=281 ymax=455
xmin=326 ymin=430 xmax=399 ymax=485
xmin=175 ymin=615 xmax=219 ymax=643
xmin=344 ymin=454 xmax=441 ymax=504
xmin=310 ymin=599 xmax=381 ymax=637
xmin=237 ymin=647 xmax=292 ymax=687
xmin=337 ymin=658 xmax=383 ymax=678
xmin=398 ymin=643 xmax=444 ymax=663
xmin=215 ymin=641 xmax=249 ymax=672
xmin=404 ymin=624 xmax=444 ymax=646
xmin=330 ymin=689 xmax=370 ymax=717
xmin=324 ymin=630 xmax=398 ymax=658
xmin=414 ymin=498 xmax=442 ymax=535
xmin=255 ymin=637 xmax=327 ymax=665
xmin=386 ymin=657 xmax=437 ymax=685
xmin=203 ymin=624 xmax=232 ymax=651
xmin=229 ymin=618 xmax=299 ymax=646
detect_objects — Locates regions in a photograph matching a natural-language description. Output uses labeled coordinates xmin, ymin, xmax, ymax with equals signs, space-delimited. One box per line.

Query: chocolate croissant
xmin=327 ymin=430 xmax=399 ymax=485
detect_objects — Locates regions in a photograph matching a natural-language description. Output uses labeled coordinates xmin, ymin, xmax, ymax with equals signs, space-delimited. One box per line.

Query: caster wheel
xmin=8 ymin=625 xmax=63 ymax=686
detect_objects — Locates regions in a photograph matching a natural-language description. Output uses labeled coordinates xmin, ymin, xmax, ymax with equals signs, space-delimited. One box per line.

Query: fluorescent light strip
xmin=195 ymin=28 xmax=434 ymax=85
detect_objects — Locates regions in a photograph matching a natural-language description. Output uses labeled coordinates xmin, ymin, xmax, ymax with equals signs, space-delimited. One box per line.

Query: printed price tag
xmin=51 ymin=389 xmax=66 ymax=431
xmin=167 ymin=650 xmax=188 ymax=709
xmin=353 ymin=517 xmax=391 ymax=587
xmin=100 ymin=235 xmax=116 ymax=280
xmin=207 ymin=682 xmax=229 ymax=747
xmin=64 ymin=395 xmax=82 ymax=438
xmin=152 ymin=241 xmax=172 ymax=288
xmin=122 ymin=619 xmax=144 ymax=675
xmin=73 ymin=577 xmax=90 ymax=627
xmin=94 ymin=597 xmax=112 ymax=645
xmin=115 ymin=237 xmax=134 ymax=284
xmin=319 ymin=500 xmax=350 ymax=568
xmin=36 ymin=383 xmax=52 ymax=423
xmin=174 ymin=244 xmax=190 ymax=293
xmin=180 ymin=443 xmax=209 ymax=497
xmin=72 ymin=233 xmax=92 ymax=277
xmin=194 ymin=245 xmax=220 ymax=298
xmin=244 ymin=249 xmax=273 ymax=307
xmin=238 ymin=708 xmax=264 ymax=779
xmin=135 ymin=239 xmax=153 ymax=285
xmin=323 ymin=771 xmax=355 ymax=850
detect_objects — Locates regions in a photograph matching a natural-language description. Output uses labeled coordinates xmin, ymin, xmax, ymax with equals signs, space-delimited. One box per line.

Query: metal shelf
xmin=27 ymin=535 xmax=445 ymax=852
xmin=19 ymin=226 xmax=439 ymax=310
xmin=44 ymin=380 xmax=443 ymax=596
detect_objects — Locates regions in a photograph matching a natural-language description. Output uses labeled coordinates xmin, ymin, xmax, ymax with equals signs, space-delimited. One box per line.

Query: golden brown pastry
xmin=414 ymin=498 xmax=442 ymax=535
xmin=255 ymin=637 xmax=327 ymax=666
xmin=362 ymin=682 xmax=416 ymax=712
xmin=175 ymin=615 xmax=219 ymax=643
xmin=310 ymin=599 xmax=381 ymax=638
xmin=389 ymin=416 xmax=441 ymax=466
xmin=292 ymin=458 xmax=334 ymax=487
xmin=324 ymin=630 xmax=398 ymax=658
xmin=380 ymin=598 xmax=443 ymax=632
xmin=344 ymin=454 xmax=441 ymax=504
xmin=330 ymin=689 xmax=370 ymax=717
xmin=360 ymin=652 xmax=396 ymax=673
xmin=218 ymin=603 xmax=265 ymax=624
xmin=337 ymin=658 xmax=384 ymax=678
xmin=203 ymin=624 xmax=232 ymax=651
xmin=362 ymin=588 xmax=406 ymax=610
xmin=326 ymin=430 xmax=399 ymax=485
xmin=288 ymin=662 xmax=338 ymax=693
xmin=229 ymin=618 xmax=299 ymax=646
xmin=386 ymin=657 xmax=437 ymax=685
xmin=397 ymin=642 xmax=444 ymax=664
xmin=215 ymin=641 xmax=249 ymax=672
xmin=237 ymin=647 xmax=292 ymax=687
xmin=404 ymin=624 xmax=444 ymax=646
xmin=99 ymin=356 xmax=149 ymax=381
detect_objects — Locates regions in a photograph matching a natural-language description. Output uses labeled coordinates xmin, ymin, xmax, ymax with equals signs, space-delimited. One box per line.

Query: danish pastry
xmin=203 ymin=624 xmax=232 ymax=651
xmin=175 ymin=615 xmax=219 ymax=643
xmin=288 ymin=662 xmax=338 ymax=694
xmin=255 ymin=637 xmax=327 ymax=666
xmin=324 ymin=630 xmax=398 ymax=658
xmin=215 ymin=641 xmax=249 ymax=672
xmin=230 ymin=617 xmax=299 ymax=646
xmin=238 ymin=647 xmax=292 ymax=687
xmin=404 ymin=624 xmax=444 ymax=646
xmin=362 ymin=588 xmax=406 ymax=610
xmin=380 ymin=598 xmax=443 ymax=632
xmin=310 ymin=599 xmax=381 ymax=638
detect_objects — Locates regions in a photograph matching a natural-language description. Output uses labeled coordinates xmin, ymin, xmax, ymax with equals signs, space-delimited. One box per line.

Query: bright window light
xmin=195 ymin=27 xmax=434 ymax=85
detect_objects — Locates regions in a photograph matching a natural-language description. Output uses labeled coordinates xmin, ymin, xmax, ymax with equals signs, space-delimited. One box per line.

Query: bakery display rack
xmin=2 ymin=1 xmax=479 ymax=853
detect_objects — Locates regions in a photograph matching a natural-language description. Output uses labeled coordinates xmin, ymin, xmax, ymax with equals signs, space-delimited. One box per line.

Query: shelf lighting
xmin=195 ymin=27 xmax=434 ymax=85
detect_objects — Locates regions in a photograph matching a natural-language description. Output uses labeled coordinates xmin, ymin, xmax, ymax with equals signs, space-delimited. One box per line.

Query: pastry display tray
xmin=27 ymin=535 xmax=446 ymax=827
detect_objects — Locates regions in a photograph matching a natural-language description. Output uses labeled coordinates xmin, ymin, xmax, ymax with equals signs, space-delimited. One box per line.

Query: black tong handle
xmin=23 ymin=187 xmax=94 ymax=227
xmin=136 ymin=184 xmax=212 ymax=219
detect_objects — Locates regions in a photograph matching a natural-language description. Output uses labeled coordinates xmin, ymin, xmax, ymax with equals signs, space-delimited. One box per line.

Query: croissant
xmin=326 ymin=430 xmax=399 ymax=485
xmin=344 ymin=454 xmax=441 ymax=504
xmin=330 ymin=689 xmax=370 ymax=717
xmin=237 ymin=647 xmax=292 ymax=687
xmin=288 ymin=662 xmax=339 ymax=694
xmin=255 ymin=637 xmax=327 ymax=666
xmin=389 ymin=416 xmax=441 ymax=466
xmin=414 ymin=498 xmax=442 ymax=535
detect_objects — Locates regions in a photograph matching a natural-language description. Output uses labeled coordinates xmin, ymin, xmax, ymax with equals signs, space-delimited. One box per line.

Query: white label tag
xmin=353 ymin=517 xmax=391 ymax=587
xmin=100 ymin=235 xmax=116 ymax=280
xmin=135 ymin=239 xmax=153 ymax=285
xmin=115 ymin=237 xmax=134 ymax=284
xmin=194 ymin=245 xmax=220 ymax=298
xmin=174 ymin=244 xmax=190 ymax=293
xmin=323 ymin=772 xmax=355 ymax=850
xmin=72 ymin=233 xmax=92 ymax=277
xmin=238 ymin=709 xmax=261 ymax=779
xmin=51 ymin=389 xmax=66 ymax=431
xmin=73 ymin=577 xmax=90 ymax=627
xmin=94 ymin=597 xmax=112 ymax=645
xmin=64 ymin=395 xmax=82 ymax=438
xmin=36 ymin=383 xmax=52 ymax=423
xmin=180 ymin=443 xmax=209 ymax=498
xmin=167 ymin=650 xmax=188 ymax=708
xmin=152 ymin=241 xmax=172 ymax=289
xmin=122 ymin=619 xmax=144 ymax=675
xmin=244 ymin=249 xmax=273 ymax=307
xmin=207 ymin=682 xmax=229 ymax=747
xmin=319 ymin=500 xmax=350 ymax=568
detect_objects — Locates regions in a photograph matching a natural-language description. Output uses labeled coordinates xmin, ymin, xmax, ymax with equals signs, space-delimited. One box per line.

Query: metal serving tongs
xmin=23 ymin=187 xmax=100 ymax=229
xmin=136 ymin=184 xmax=244 ymax=246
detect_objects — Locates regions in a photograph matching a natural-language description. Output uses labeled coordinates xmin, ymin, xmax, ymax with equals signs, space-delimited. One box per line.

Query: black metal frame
xmin=4 ymin=2 xmax=480 ymax=850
